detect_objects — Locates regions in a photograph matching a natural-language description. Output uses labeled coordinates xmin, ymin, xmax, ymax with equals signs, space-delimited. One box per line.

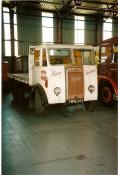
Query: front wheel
xmin=100 ymin=86 xmax=113 ymax=105
xmin=35 ymin=88 xmax=45 ymax=115
xmin=84 ymin=101 xmax=95 ymax=112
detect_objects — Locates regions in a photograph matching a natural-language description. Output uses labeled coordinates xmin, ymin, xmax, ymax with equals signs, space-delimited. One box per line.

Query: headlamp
xmin=54 ymin=87 xmax=61 ymax=96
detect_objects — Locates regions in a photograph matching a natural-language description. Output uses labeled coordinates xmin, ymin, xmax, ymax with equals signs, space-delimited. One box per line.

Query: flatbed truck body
xmin=8 ymin=44 xmax=98 ymax=114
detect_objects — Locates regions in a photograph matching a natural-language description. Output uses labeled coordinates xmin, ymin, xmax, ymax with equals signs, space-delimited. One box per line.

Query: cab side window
xmin=100 ymin=45 xmax=113 ymax=63
xmin=114 ymin=45 xmax=118 ymax=63
xmin=34 ymin=49 xmax=40 ymax=66
xmin=42 ymin=49 xmax=47 ymax=66
xmin=73 ymin=49 xmax=83 ymax=65
xmin=83 ymin=51 xmax=95 ymax=65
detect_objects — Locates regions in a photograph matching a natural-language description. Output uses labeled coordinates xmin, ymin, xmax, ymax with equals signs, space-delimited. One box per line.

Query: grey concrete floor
xmin=2 ymin=93 xmax=117 ymax=175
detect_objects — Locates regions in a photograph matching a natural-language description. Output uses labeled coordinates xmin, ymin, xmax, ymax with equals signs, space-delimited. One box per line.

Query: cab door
xmin=28 ymin=47 xmax=41 ymax=85
xmin=40 ymin=49 xmax=66 ymax=104
xmin=83 ymin=50 xmax=98 ymax=101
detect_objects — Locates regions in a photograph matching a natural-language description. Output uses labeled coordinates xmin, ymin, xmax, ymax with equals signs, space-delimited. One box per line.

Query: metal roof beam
xmin=76 ymin=6 xmax=118 ymax=13
xmin=60 ymin=0 xmax=72 ymax=12
xmin=81 ymin=0 xmax=118 ymax=6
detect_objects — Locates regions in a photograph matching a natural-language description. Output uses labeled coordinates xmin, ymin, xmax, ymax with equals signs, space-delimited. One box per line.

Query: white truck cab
xmin=9 ymin=44 xmax=98 ymax=114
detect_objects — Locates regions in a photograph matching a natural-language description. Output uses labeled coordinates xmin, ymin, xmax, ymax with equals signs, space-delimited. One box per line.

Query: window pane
xmin=14 ymin=14 xmax=17 ymax=24
xmin=42 ymin=12 xmax=53 ymax=43
xmin=42 ymin=12 xmax=53 ymax=27
xmin=75 ymin=20 xmax=78 ymax=29
xmin=104 ymin=23 xmax=112 ymax=31
xmin=75 ymin=17 xmax=84 ymax=29
xmin=105 ymin=18 xmax=112 ymax=23
xmin=75 ymin=16 xmax=84 ymax=20
xmin=5 ymin=41 xmax=11 ymax=56
xmin=75 ymin=30 xmax=84 ymax=44
xmin=14 ymin=25 xmax=18 ymax=40
xmin=78 ymin=20 xmax=84 ymax=29
xmin=42 ymin=27 xmax=53 ymax=43
xmin=15 ymin=41 xmax=18 ymax=56
xmin=4 ymin=24 xmax=11 ymax=40
xmin=42 ymin=12 xmax=53 ymax=18
xmin=75 ymin=16 xmax=84 ymax=44
xmin=3 ymin=7 xmax=9 ymax=12
xmin=103 ymin=18 xmax=112 ymax=40
xmin=3 ymin=12 xmax=10 ymax=23
xmin=75 ymin=20 xmax=84 ymax=29
xmin=42 ymin=18 xmax=53 ymax=27
xmin=103 ymin=32 xmax=112 ymax=40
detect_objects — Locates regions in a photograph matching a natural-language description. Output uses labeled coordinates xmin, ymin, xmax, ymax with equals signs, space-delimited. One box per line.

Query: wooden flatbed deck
xmin=8 ymin=73 xmax=29 ymax=84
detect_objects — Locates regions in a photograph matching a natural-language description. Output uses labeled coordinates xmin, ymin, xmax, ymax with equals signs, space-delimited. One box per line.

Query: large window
xmin=42 ymin=12 xmax=53 ymax=43
xmin=3 ymin=7 xmax=18 ymax=56
xmin=74 ymin=16 xmax=85 ymax=45
xmin=14 ymin=13 xmax=18 ymax=56
xmin=3 ymin=7 xmax=11 ymax=56
xmin=103 ymin=18 xmax=112 ymax=40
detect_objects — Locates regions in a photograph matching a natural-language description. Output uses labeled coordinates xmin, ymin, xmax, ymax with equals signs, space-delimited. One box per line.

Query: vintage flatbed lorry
xmin=8 ymin=44 xmax=98 ymax=114
xmin=97 ymin=37 xmax=118 ymax=105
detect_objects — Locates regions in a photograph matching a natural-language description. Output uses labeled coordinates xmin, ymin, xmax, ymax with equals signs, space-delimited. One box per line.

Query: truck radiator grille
xmin=66 ymin=69 xmax=84 ymax=100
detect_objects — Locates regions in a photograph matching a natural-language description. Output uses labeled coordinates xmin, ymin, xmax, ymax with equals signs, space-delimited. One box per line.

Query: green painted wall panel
xmin=17 ymin=8 xmax=42 ymax=55
xmin=113 ymin=19 xmax=118 ymax=37
xmin=85 ymin=17 xmax=96 ymax=45
xmin=62 ymin=17 xmax=74 ymax=44
xmin=3 ymin=6 xmax=117 ymax=57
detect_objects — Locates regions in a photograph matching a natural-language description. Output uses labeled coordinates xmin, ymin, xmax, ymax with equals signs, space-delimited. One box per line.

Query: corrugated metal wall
xmin=62 ymin=17 xmax=74 ymax=44
xmin=17 ymin=12 xmax=102 ymax=56
xmin=113 ymin=18 xmax=118 ymax=37
xmin=2 ymin=7 xmax=118 ymax=56
xmin=17 ymin=8 xmax=42 ymax=56
xmin=85 ymin=17 xmax=96 ymax=45
xmin=17 ymin=11 xmax=98 ymax=56
xmin=2 ymin=13 xmax=5 ymax=57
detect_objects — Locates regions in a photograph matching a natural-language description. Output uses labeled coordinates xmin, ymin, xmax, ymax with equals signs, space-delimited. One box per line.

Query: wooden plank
xmin=8 ymin=73 xmax=29 ymax=84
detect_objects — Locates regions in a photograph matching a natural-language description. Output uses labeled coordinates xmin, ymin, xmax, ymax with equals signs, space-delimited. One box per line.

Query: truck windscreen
xmin=49 ymin=48 xmax=72 ymax=65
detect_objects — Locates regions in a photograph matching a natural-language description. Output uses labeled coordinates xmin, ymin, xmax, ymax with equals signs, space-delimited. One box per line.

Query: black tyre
xmin=10 ymin=80 xmax=24 ymax=101
xmin=84 ymin=101 xmax=95 ymax=112
xmin=35 ymin=88 xmax=45 ymax=115
xmin=11 ymin=87 xmax=16 ymax=99
xmin=100 ymin=85 xmax=113 ymax=105
xmin=10 ymin=80 xmax=17 ymax=99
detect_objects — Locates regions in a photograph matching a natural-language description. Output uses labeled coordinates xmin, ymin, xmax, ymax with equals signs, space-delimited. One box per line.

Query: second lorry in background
xmin=97 ymin=37 xmax=118 ymax=105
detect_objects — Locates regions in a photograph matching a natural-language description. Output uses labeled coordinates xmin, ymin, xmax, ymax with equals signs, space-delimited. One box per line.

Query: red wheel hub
xmin=102 ymin=87 xmax=112 ymax=103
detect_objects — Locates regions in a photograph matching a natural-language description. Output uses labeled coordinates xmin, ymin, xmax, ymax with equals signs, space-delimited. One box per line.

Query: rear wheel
xmin=35 ymin=88 xmax=45 ymax=115
xmin=10 ymin=79 xmax=16 ymax=99
xmin=84 ymin=101 xmax=95 ymax=112
xmin=10 ymin=80 xmax=24 ymax=100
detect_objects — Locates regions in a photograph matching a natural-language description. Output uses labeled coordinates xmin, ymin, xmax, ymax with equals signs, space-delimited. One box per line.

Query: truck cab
xmin=28 ymin=44 xmax=97 ymax=114
xmin=97 ymin=37 xmax=118 ymax=105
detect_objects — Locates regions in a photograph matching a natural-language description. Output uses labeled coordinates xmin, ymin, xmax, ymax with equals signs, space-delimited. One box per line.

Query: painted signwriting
xmin=85 ymin=69 xmax=96 ymax=75
xmin=41 ymin=70 xmax=48 ymax=88
xmin=71 ymin=77 xmax=81 ymax=82
xmin=51 ymin=70 xmax=62 ymax=77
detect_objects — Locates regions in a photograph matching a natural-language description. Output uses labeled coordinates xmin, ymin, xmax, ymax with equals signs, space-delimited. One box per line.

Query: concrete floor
xmin=2 ymin=93 xmax=117 ymax=175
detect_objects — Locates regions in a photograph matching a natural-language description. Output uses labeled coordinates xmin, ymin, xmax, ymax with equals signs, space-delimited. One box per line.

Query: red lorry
xmin=97 ymin=37 xmax=118 ymax=105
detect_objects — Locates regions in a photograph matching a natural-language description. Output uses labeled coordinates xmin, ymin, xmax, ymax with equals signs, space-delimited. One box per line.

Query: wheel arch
xmin=98 ymin=78 xmax=114 ymax=105
xmin=29 ymin=84 xmax=48 ymax=109
xmin=32 ymin=84 xmax=48 ymax=104
xmin=98 ymin=78 xmax=114 ymax=93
